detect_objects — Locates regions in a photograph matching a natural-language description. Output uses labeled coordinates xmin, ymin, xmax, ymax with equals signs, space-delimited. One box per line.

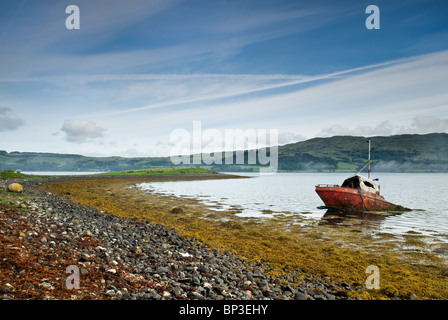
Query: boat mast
xmin=357 ymin=138 xmax=373 ymax=177
xmin=367 ymin=139 xmax=371 ymax=179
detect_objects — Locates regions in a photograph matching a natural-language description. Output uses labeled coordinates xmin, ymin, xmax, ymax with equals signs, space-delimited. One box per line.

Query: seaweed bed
xmin=35 ymin=175 xmax=448 ymax=300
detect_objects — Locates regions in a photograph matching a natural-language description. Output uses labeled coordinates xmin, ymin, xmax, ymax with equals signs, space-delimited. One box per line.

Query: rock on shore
xmin=0 ymin=180 xmax=356 ymax=300
xmin=7 ymin=183 xmax=23 ymax=193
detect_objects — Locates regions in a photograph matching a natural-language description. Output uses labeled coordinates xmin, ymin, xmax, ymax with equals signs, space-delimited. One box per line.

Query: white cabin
xmin=341 ymin=174 xmax=380 ymax=195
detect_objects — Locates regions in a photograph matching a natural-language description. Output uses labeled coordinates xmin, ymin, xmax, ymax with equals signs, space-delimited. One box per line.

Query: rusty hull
xmin=315 ymin=186 xmax=407 ymax=212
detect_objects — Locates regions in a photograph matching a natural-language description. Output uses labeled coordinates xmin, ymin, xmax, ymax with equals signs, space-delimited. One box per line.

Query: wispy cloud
xmin=147 ymin=50 xmax=448 ymax=139
xmin=1 ymin=1 xmax=447 ymax=157
xmin=0 ymin=1 xmax=349 ymax=79
xmin=20 ymin=57 xmax=399 ymax=118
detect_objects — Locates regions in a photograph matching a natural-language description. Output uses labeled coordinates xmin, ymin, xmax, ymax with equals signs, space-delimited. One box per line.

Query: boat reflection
xmin=318 ymin=209 xmax=402 ymax=228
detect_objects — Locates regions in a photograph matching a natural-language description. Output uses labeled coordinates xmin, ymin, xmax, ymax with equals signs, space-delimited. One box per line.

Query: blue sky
xmin=0 ymin=0 xmax=448 ymax=157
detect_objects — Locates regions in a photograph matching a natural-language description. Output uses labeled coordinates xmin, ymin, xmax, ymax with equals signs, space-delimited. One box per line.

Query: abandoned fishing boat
xmin=315 ymin=139 xmax=409 ymax=212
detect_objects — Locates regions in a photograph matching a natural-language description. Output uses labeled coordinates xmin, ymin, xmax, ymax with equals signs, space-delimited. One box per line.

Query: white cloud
xmin=318 ymin=121 xmax=394 ymax=137
xmin=61 ymin=119 xmax=106 ymax=143
xmin=278 ymin=132 xmax=307 ymax=144
xmin=408 ymin=115 xmax=448 ymax=134
xmin=0 ymin=106 xmax=24 ymax=131
xmin=318 ymin=116 xmax=448 ymax=138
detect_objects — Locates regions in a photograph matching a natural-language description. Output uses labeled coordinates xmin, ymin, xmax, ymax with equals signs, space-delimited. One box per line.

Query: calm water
xmin=138 ymin=172 xmax=448 ymax=242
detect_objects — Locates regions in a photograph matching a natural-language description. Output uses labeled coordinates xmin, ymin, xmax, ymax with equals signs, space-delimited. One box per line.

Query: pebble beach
xmin=0 ymin=177 xmax=357 ymax=301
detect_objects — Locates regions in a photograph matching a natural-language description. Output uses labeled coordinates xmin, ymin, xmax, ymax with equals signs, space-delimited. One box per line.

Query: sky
xmin=0 ymin=0 xmax=447 ymax=157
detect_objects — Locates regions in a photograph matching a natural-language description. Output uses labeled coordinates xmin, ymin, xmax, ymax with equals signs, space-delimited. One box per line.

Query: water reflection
xmin=319 ymin=210 xmax=402 ymax=229
xmin=138 ymin=173 xmax=448 ymax=239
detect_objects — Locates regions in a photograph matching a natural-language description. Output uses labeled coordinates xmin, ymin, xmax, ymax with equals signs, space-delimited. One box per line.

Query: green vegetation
xmin=335 ymin=162 xmax=359 ymax=172
xmin=280 ymin=133 xmax=448 ymax=172
xmin=0 ymin=168 xmax=220 ymax=183
xmin=0 ymin=170 xmax=28 ymax=179
xmin=1 ymin=133 xmax=447 ymax=173
xmin=97 ymin=167 xmax=219 ymax=176
xmin=0 ymin=170 xmax=44 ymax=181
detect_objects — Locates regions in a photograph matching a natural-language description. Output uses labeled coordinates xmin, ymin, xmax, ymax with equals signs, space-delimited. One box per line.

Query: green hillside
xmin=1 ymin=133 xmax=447 ymax=173
xmin=280 ymin=133 xmax=448 ymax=172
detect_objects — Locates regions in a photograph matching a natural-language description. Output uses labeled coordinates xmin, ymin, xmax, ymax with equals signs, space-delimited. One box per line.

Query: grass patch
xmin=0 ymin=185 xmax=41 ymax=206
xmin=0 ymin=170 xmax=45 ymax=182
xmin=1 ymin=170 xmax=27 ymax=179
xmin=0 ymin=170 xmax=38 ymax=179
xmin=98 ymin=167 xmax=220 ymax=176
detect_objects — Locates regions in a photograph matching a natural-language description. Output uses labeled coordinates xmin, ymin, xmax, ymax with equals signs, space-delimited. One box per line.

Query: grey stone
xmin=294 ymin=292 xmax=307 ymax=300
xmin=155 ymin=266 xmax=170 ymax=274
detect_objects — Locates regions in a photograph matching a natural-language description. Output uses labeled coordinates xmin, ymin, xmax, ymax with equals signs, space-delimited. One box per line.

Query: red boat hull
xmin=315 ymin=186 xmax=401 ymax=212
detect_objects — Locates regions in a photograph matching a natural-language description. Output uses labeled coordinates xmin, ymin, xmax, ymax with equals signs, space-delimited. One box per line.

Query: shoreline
xmin=0 ymin=176 xmax=353 ymax=300
xmin=25 ymin=172 xmax=248 ymax=182
xmin=2 ymin=175 xmax=447 ymax=300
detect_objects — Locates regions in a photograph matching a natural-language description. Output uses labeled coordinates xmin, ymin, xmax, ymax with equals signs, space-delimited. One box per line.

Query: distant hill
xmin=1 ymin=133 xmax=447 ymax=173
xmin=0 ymin=151 xmax=173 ymax=172
xmin=279 ymin=133 xmax=448 ymax=172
